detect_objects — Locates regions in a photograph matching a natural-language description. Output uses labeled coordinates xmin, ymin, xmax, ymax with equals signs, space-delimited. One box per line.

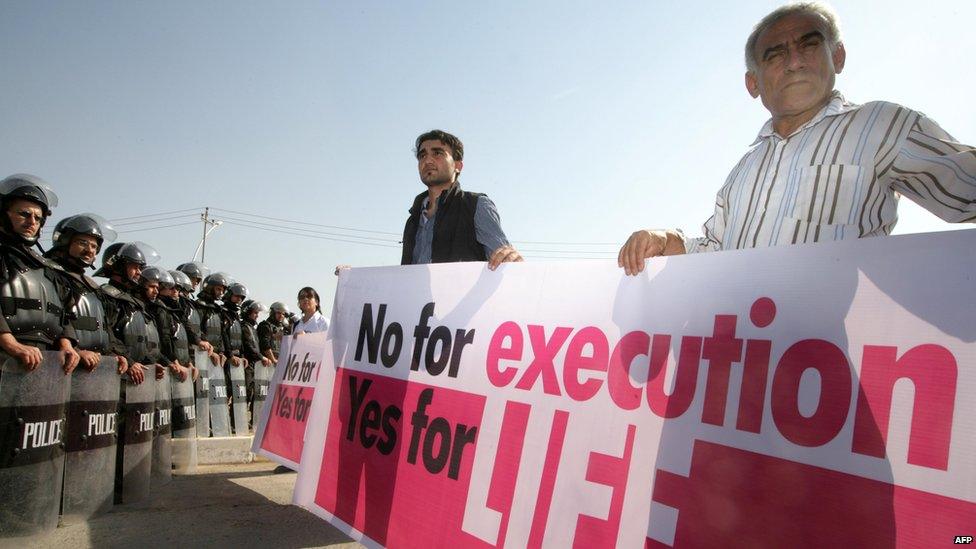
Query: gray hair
xmin=745 ymin=2 xmax=842 ymax=72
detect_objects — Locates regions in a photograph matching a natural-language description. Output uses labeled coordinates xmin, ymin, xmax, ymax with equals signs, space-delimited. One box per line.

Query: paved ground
xmin=3 ymin=461 xmax=363 ymax=549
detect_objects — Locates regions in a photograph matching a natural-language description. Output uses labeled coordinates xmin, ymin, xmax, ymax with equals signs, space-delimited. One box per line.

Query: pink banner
xmin=252 ymin=332 xmax=327 ymax=469
xmin=294 ymin=230 xmax=976 ymax=548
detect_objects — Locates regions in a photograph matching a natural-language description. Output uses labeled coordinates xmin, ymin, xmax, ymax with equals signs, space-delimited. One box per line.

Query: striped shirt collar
xmin=751 ymin=90 xmax=857 ymax=145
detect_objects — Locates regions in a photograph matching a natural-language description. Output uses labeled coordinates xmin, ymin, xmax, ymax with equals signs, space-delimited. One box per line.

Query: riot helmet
xmin=223 ymin=282 xmax=249 ymax=300
xmin=139 ymin=266 xmax=172 ymax=302
xmin=176 ymin=261 xmax=211 ymax=288
xmin=0 ymin=174 xmax=59 ymax=244
xmin=140 ymin=266 xmax=175 ymax=289
xmin=169 ymin=270 xmax=194 ymax=293
xmin=269 ymin=301 xmax=290 ymax=316
xmin=243 ymin=300 xmax=267 ymax=317
xmin=50 ymin=213 xmax=118 ymax=269
xmin=201 ymin=272 xmax=231 ymax=299
xmin=93 ymin=241 xmax=160 ymax=283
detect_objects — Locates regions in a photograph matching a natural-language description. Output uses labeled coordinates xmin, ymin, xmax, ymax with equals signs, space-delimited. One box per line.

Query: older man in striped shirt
xmin=618 ymin=2 xmax=975 ymax=275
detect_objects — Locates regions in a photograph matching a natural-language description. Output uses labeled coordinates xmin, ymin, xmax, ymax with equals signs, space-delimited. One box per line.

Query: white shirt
xmin=293 ymin=310 xmax=329 ymax=334
xmin=685 ymin=92 xmax=975 ymax=253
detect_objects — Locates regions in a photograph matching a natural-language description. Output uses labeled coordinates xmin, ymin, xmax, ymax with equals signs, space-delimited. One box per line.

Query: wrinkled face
xmin=298 ymin=292 xmax=318 ymax=314
xmin=417 ymin=140 xmax=462 ymax=187
xmin=143 ymin=280 xmax=160 ymax=300
xmin=124 ymin=262 xmax=142 ymax=284
xmin=69 ymin=234 xmax=100 ymax=265
xmin=6 ymin=199 xmax=44 ymax=240
xmin=745 ymin=12 xmax=845 ymax=124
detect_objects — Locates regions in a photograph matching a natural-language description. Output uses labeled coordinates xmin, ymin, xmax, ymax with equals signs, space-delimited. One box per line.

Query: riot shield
xmin=208 ymin=358 xmax=231 ymax=437
xmin=118 ymin=370 xmax=155 ymax=504
xmin=229 ymin=359 xmax=249 ymax=435
xmin=193 ymin=348 xmax=210 ymax=437
xmin=0 ymin=352 xmax=70 ymax=537
xmin=251 ymin=358 xmax=272 ymax=431
xmin=170 ymin=366 xmax=197 ymax=474
xmin=151 ymin=367 xmax=172 ymax=487
xmin=62 ymin=357 xmax=121 ymax=524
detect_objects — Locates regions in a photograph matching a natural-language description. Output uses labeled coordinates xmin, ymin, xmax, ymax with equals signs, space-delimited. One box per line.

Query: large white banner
xmin=294 ymin=230 xmax=976 ymax=548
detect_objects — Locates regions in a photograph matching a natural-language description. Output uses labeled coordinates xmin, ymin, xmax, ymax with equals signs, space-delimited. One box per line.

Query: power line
xmin=111 ymin=213 xmax=199 ymax=227
xmin=220 ymin=220 xmax=400 ymax=248
xmin=211 ymin=207 xmax=401 ymax=236
xmin=41 ymin=205 xmax=626 ymax=249
xmin=217 ymin=214 xmax=400 ymax=243
xmin=117 ymin=221 xmax=200 ymax=234
xmin=109 ymin=207 xmax=205 ymax=222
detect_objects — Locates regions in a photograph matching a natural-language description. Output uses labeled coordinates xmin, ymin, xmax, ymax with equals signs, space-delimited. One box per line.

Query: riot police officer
xmin=138 ymin=267 xmax=190 ymax=382
xmin=222 ymin=282 xmax=248 ymax=369
xmin=161 ymin=271 xmax=199 ymax=379
xmin=195 ymin=272 xmax=229 ymax=367
xmin=0 ymin=174 xmax=79 ymax=372
xmin=44 ymin=213 xmax=129 ymax=375
xmin=93 ymin=242 xmax=163 ymax=384
xmin=167 ymin=270 xmax=211 ymax=362
xmin=240 ymin=299 xmax=268 ymax=424
xmin=176 ymin=261 xmax=209 ymax=295
xmin=257 ymin=301 xmax=288 ymax=364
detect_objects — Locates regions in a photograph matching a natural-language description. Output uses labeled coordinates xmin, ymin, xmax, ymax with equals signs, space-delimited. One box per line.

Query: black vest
xmin=401 ymin=184 xmax=487 ymax=265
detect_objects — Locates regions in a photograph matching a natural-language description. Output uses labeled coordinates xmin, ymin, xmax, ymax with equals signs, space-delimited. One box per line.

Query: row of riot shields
xmin=193 ymin=349 xmax=273 ymax=438
xmin=1 ymin=348 xmax=274 ymax=537
xmin=0 ymin=352 xmax=204 ymax=538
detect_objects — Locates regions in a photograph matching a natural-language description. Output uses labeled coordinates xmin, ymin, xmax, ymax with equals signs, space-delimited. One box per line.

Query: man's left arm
xmin=475 ymin=195 xmax=523 ymax=270
xmin=889 ymin=115 xmax=976 ymax=222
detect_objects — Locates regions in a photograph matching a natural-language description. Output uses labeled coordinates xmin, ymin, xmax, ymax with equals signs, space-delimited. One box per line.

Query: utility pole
xmin=198 ymin=207 xmax=222 ymax=262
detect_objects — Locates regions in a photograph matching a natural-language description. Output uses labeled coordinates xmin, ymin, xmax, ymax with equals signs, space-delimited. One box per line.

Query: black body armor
xmin=72 ymin=287 xmax=109 ymax=352
xmin=226 ymin=317 xmax=242 ymax=355
xmin=0 ymin=264 xmax=65 ymax=346
xmin=121 ymin=307 xmax=150 ymax=363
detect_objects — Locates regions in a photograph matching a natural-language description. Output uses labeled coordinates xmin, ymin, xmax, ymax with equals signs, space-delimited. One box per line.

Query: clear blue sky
xmin=2 ymin=1 xmax=973 ymax=314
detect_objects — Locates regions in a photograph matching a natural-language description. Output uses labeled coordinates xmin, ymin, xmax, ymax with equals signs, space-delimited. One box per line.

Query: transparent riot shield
xmin=118 ymin=369 xmax=155 ymax=504
xmin=251 ymin=358 xmax=272 ymax=431
xmin=229 ymin=359 xmax=248 ymax=435
xmin=62 ymin=357 xmax=121 ymax=524
xmin=193 ymin=348 xmax=210 ymax=437
xmin=208 ymin=358 xmax=231 ymax=437
xmin=170 ymin=366 xmax=197 ymax=474
xmin=0 ymin=352 xmax=71 ymax=537
xmin=151 ymin=367 xmax=172 ymax=487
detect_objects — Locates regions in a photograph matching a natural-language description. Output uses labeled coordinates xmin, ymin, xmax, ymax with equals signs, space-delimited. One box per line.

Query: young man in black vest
xmin=401 ymin=130 xmax=522 ymax=269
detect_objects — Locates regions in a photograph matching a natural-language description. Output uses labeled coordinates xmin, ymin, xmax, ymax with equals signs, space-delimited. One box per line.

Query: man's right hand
xmin=0 ymin=333 xmax=42 ymax=370
xmin=129 ymin=362 xmax=146 ymax=384
xmin=617 ymin=229 xmax=686 ymax=276
xmin=79 ymin=350 xmax=101 ymax=371
xmin=116 ymin=355 xmax=129 ymax=375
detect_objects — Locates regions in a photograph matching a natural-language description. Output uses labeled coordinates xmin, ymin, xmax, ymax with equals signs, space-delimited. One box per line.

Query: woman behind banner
xmin=292 ymin=286 xmax=328 ymax=334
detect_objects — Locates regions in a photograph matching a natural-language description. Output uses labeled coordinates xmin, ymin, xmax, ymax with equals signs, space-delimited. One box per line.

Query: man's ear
xmin=832 ymin=41 xmax=846 ymax=74
xmin=454 ymin=160 xmax=463 ymax=177
xmin=745 ymin=71 xmax=760 ymax=98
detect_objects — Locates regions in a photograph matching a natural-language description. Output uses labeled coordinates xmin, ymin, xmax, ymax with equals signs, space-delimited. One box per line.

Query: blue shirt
xmin=412 ymin=195 xmax=510 ymax=264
